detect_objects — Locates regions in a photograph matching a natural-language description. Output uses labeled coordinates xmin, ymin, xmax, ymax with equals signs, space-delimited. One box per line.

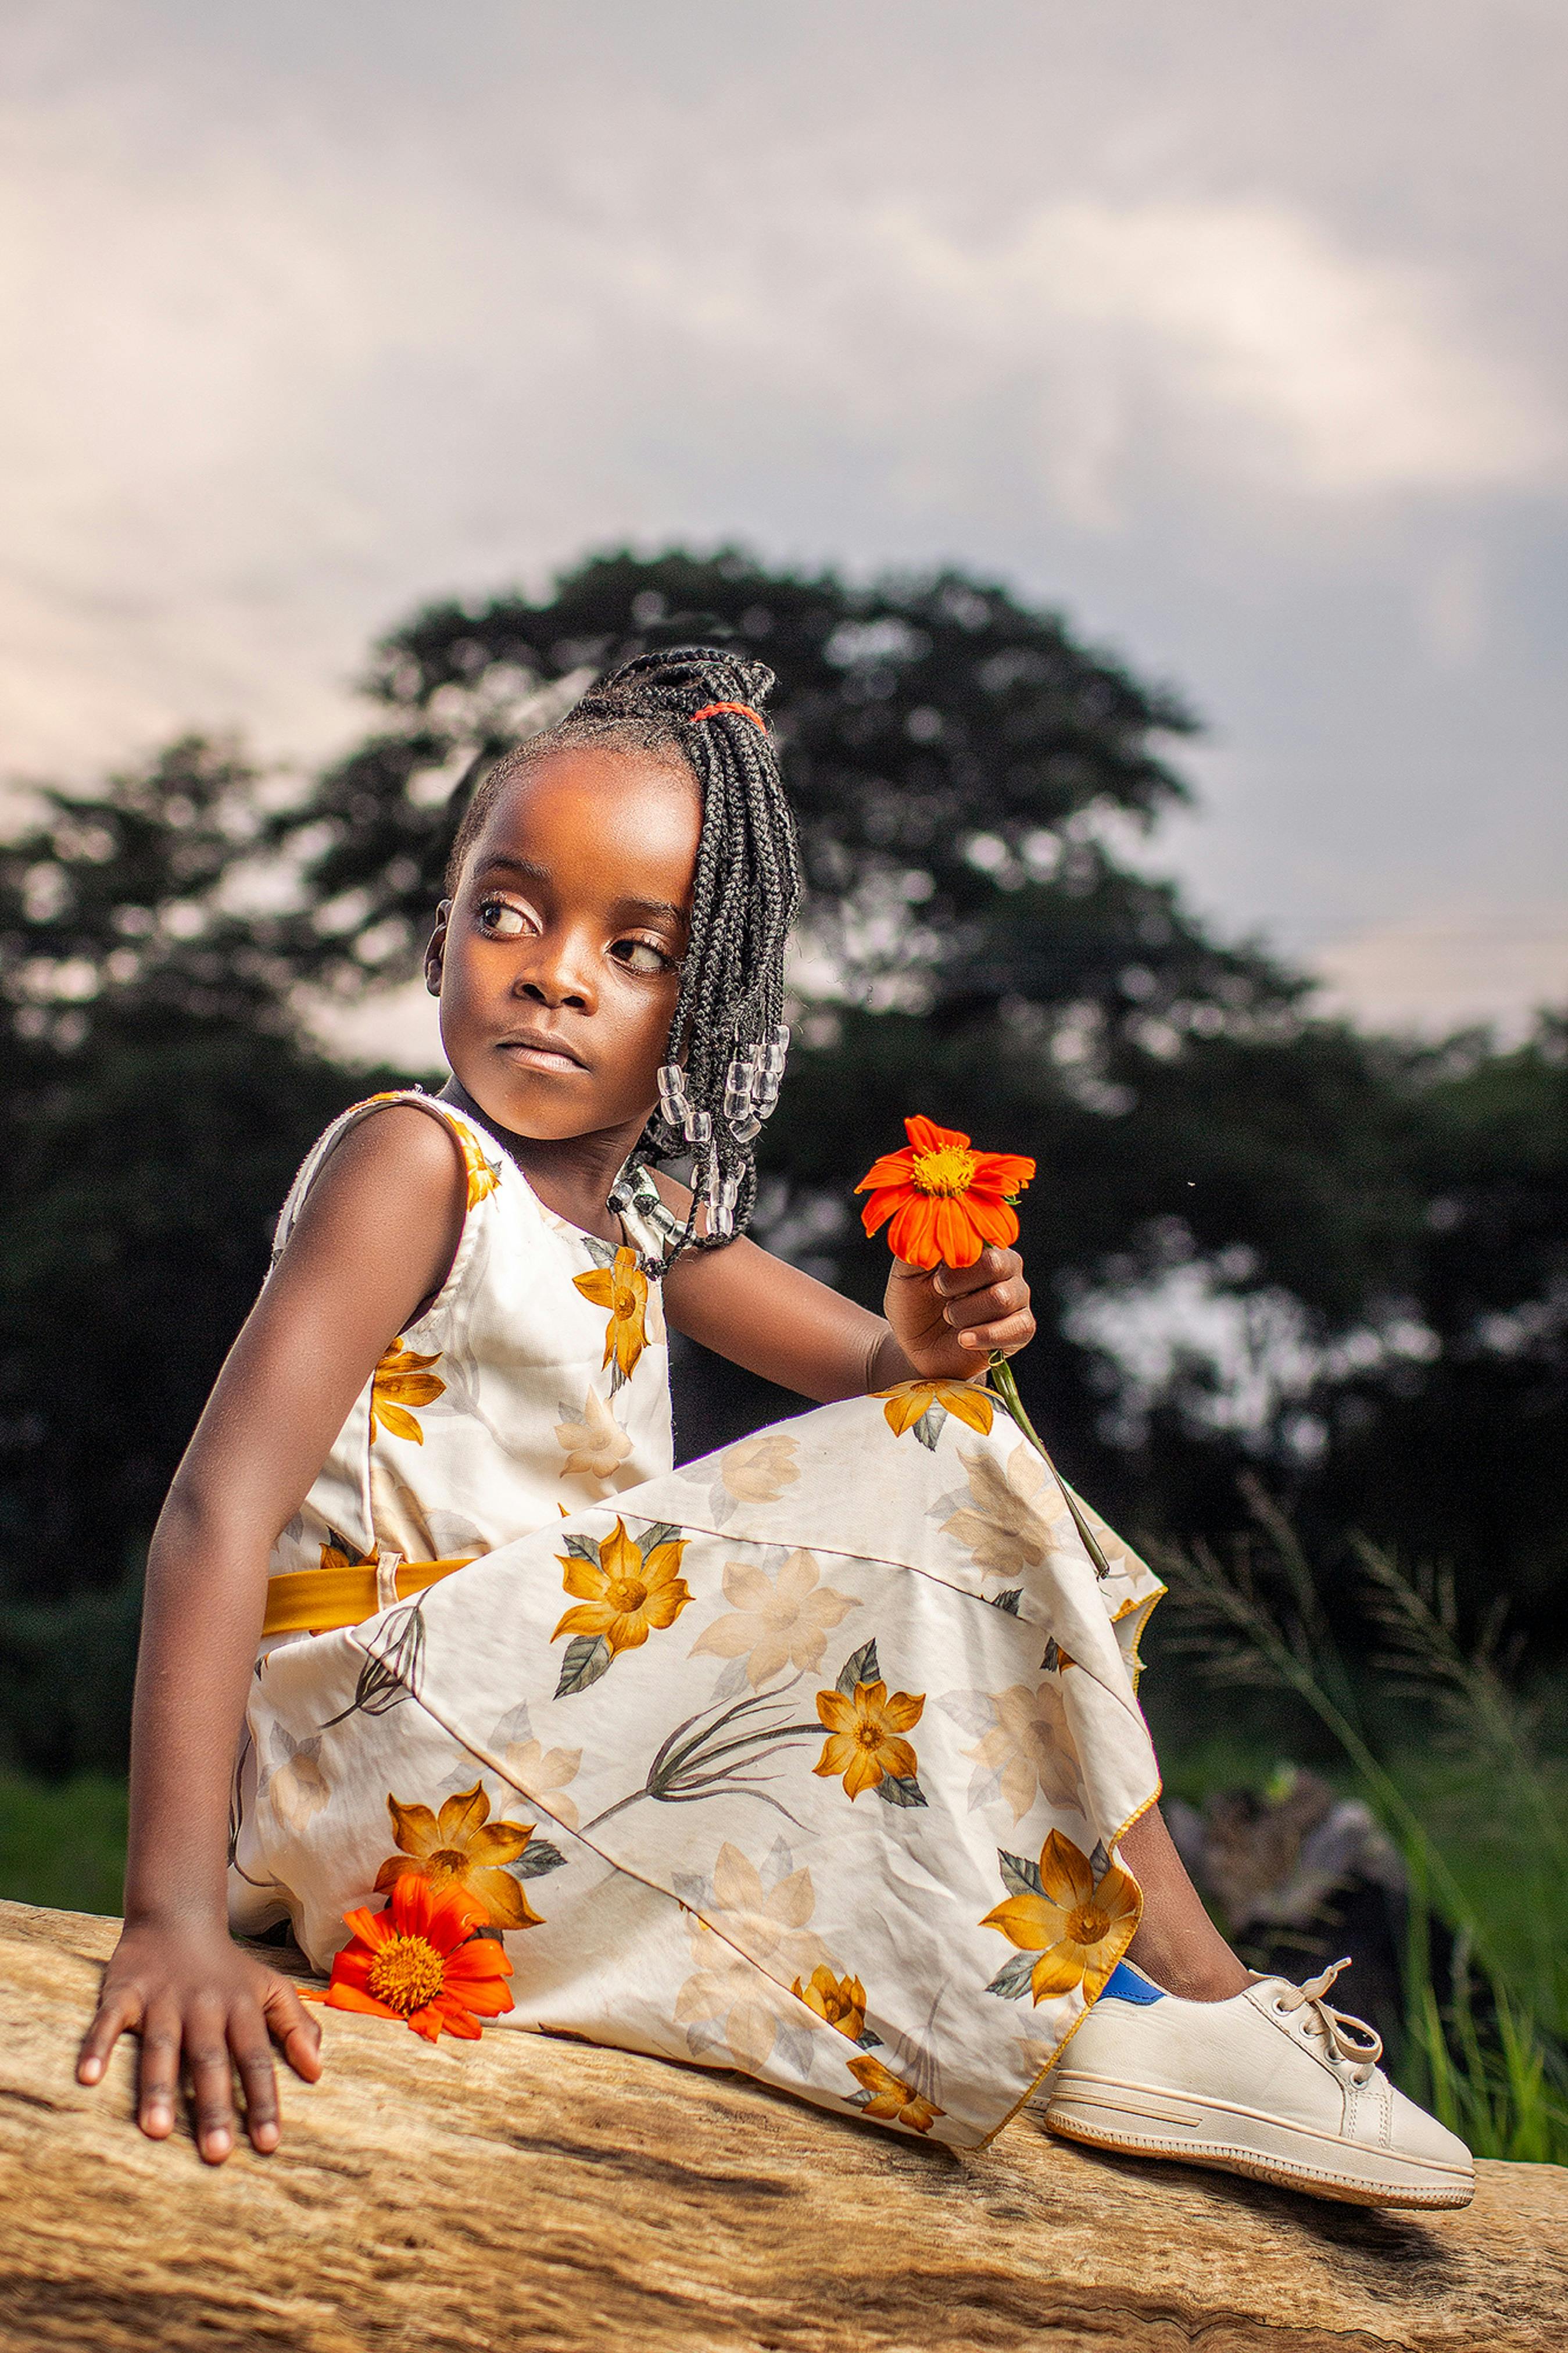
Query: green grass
xmin=0 ymin=1772 xmax=127 ymax=1916
xmin=1150 ymin=1486 xmax=1568 ymax=2162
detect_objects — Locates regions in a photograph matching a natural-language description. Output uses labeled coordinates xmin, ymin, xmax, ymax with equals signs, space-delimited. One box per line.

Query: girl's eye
xmin=477 ymin=898 xmax=531 ymax=940
xmin=611 ymin=938 xmax=676 ymax=977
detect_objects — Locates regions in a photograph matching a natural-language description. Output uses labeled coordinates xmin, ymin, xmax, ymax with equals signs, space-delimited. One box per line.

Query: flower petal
xmin=323 ymin=1983 xmax=400 ymax=2020
xmin=933 ymin=1196 xmax=983 ymax=1269
xmin=1029 ymin=1941 xmax=1091 ymax=2002
xmin=904 ymin=1115 xmax=970 ymax=1154
xmin=386 ymin=1797 xmax=439 ymax=1859
xmin=885 ymin=1197 xmax=943 ymax=1270
xmin=436 ymin=1784 xmax=491 ymax=1847
xmin=882 ymin=1690 xmax=925 ymax=1733
xmin=1037 ymin=1829 xmax=1096 ymax=1911
xmin=979 ymin=1892 xmax=1058 ymax=1952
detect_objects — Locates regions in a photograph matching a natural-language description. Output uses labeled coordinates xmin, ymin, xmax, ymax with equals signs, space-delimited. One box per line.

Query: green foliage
xmin=0 ymin=546 xmax=1562 ymax=1778
xmin=0 ymin=1773 xmax=127 ymax=1916
xmin=1155 ymin=1494 xmax=1568 ymax=2162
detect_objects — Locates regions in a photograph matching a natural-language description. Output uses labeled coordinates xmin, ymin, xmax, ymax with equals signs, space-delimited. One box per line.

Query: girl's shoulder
xmin=272 ymin=1089 xmax=503 ymax=1261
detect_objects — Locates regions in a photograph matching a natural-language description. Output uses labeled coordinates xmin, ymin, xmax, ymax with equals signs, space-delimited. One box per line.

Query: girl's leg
xmin=1120 ymin=1805 xmax=1251 ymax=2000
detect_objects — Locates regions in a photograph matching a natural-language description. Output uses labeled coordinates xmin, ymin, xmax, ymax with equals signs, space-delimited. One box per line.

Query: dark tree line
xmin=2 ymin=550 xmax=1563 ymax=1773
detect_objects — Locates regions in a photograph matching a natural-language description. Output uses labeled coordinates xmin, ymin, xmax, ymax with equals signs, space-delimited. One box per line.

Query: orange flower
xmin=814 ymin=1678 xmax=924 ymax=1800
xmin=793 ymin=1965 xmax=868 ymax=2040
xmin=980 ymin=1829 xmax=1140 ymax=2005
xmin=368 ymin=1337 xmax=445 ymax=1444
xmin=374 ymin=1783 xmax=547 ymax=1933
xmin=855 ymin=1115 xmax=1035 ymax=1270
xmin=872 ymin=1376 xmax=995 ymax=1439
xmin=846 ymin=2052 xmax=944 ymax=2133
xmin=317 ymin=1875 xmax=514 ymax=2043
xmin=572 ymin=1246 xmax=651 ymax=1389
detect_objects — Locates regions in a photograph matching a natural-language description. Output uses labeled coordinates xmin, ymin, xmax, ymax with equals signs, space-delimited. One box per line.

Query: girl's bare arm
xmin=77 ymin=1107 xmax=467 ymax=2164
xmin=658 ymin=1197 xmax=1035 ymax=1399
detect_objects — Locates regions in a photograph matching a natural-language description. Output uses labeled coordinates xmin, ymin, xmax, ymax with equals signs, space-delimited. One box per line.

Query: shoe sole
xmin=1044 ymin=2075 xmax=1474 ymax=2209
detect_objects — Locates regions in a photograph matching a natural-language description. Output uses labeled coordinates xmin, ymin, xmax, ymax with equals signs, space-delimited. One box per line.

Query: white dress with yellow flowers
xmin=229 ymin=1090 xmax=1164 ymax=2149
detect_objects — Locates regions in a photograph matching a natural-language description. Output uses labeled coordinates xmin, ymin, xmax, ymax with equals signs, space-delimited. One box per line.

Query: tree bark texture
xmin=1 ymin=1901 xmax=1564 ymax=2352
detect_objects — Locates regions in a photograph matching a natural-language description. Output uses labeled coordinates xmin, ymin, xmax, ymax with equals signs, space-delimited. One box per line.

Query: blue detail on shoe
xmin=1100 ymin=1960 xmax=1166 ymax=2004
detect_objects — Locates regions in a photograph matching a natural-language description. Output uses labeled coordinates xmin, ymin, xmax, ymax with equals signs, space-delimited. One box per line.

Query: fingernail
xmin=253 ymin=2121 xmax=279 ymax=2152
xmin=78 ymin=2057 xmax=101 ymax=2082
xmin=203 ymin=2129 xmax=232 ymax=2161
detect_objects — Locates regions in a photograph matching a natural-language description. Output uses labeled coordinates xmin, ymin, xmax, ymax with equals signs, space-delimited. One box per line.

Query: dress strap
xmin=272 ymin=1090 xmax=503 ymax=1260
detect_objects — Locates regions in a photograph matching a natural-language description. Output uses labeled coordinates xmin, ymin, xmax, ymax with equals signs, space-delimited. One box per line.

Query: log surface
xmin=0 ymin=1901 xmax=1563 ymax=2352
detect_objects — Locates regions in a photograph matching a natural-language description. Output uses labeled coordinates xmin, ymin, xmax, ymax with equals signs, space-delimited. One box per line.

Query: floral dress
xmin=229 ymin=1091 xmax=1164 ymax=2149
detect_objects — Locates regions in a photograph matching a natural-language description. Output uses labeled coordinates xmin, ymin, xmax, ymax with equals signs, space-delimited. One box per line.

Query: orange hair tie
xmin=690 ymin=702 xmax=767 ymax=733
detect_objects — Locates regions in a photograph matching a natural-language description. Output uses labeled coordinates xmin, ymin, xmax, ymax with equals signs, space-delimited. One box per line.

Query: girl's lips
xmin=497 ymin=1037 xmax=586 ymax=1074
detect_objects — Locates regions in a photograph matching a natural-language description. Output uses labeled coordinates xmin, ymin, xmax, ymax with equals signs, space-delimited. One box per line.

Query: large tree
xmin=2 ymin=553 xmax=1562 ymax=1775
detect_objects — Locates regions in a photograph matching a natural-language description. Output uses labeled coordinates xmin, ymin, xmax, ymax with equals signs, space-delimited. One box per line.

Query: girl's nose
xmin=514 ymin=940 xmax=595 ymax=1013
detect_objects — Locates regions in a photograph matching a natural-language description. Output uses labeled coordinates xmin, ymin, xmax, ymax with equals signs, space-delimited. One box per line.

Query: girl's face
xmin=428 ymin=745 xmax=701 ymax=1143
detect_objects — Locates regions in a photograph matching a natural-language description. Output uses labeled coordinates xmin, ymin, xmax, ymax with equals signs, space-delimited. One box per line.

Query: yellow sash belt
xmin=261 ymin=1554 xmax=476 ymax=1639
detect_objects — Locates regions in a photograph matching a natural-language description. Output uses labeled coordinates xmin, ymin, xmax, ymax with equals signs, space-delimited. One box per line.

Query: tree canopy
xmin=2 ymin=548 xmax=1563 ymax=1769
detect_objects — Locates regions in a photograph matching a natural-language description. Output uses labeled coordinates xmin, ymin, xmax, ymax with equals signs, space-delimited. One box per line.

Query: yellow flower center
xmin=614 ymin=1293 xmax=637 ymax=1321
xmin=607 ymin=1575 xmax=648 ymax=1614
xmin=366 ymin=1932 xmax=446 ymax=2014
xmin=855 ymin=1719 xmax=885 ymax=1751
xmin=909 ymin=1145 xmax=978 ymax=1198
xmin=424 ymin=1848 xmax=468 ymax=1890
xmin=1066 ymin=1904 xmax=1109 ymax=1947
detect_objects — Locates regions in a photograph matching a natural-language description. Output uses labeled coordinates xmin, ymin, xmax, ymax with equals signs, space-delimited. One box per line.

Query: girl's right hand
xmin=77 ymin=1917 xmax=324 ymax=2163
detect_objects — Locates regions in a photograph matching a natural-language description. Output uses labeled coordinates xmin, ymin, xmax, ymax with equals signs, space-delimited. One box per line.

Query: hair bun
xmin=578 ymin=645 xmax=776 ymax=726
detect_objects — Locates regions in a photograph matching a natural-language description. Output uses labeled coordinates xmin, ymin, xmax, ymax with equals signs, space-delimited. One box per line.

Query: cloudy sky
xmin=3 ymin=0 xmax=1564 ymax=1031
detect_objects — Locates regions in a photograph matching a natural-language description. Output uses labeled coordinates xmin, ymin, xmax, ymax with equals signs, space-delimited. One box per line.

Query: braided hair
xmin=445 ymin=646 xmax=801 ymax=1260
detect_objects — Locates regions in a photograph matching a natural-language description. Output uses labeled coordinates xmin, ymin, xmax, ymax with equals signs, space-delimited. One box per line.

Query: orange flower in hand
xmin=318 ymin=1875 xmax=514 ymax=2043
xmin=855 ymin=1115 xmax=1035 ymax=1270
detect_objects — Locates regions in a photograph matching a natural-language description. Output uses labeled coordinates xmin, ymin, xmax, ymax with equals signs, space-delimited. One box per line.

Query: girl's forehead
xmin=475 ymin=745 xmax=701 ymax=896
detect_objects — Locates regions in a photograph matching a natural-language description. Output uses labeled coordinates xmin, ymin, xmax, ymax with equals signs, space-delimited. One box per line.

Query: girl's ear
xmin=424 ymin=900 xmax=452 ymax=997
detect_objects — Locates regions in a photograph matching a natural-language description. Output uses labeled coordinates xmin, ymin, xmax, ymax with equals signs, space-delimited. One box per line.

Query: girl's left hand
xmin=884 ymin=1246 xmax=1034 ymax=1382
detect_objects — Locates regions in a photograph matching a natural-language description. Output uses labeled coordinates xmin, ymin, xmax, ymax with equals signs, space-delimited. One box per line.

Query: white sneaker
xmin=1043 ymin=1957 xmax=1474 ymax=2208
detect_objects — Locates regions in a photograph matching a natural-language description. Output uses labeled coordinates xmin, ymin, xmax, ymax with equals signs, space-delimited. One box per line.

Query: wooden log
xmin=0 ymin=1900 xmax=1564 ymax=2351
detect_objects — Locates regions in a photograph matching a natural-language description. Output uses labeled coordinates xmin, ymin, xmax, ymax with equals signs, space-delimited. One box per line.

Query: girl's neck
xmin=438 ymin=1078 xmax=643 ymax=1246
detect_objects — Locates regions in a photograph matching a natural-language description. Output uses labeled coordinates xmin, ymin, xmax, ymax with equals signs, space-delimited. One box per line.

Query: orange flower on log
xmin=855 ymin=1115 xmax=1035 ymax=1271
xmin=317 ymin=1875 xmax=514 ymax=2043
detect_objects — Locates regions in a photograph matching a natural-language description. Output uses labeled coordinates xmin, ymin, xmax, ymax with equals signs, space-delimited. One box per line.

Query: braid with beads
xmin=445 ymin=647 xmax=800 ymax=1261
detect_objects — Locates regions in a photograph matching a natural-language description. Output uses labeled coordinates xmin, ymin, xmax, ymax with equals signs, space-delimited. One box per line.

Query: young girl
xmin=79 ymin=649 xmax=1471 ymax=2209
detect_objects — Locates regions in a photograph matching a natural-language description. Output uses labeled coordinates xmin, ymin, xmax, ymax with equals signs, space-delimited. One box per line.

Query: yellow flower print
xmin=941 ymin=1440 xmax=1071 ymax=1576
xmin=873 ymin=1376 xmax=994 ymax=1446
xmin=793 ymin=1965 xmax=867 ymax=2040
xmin=553 ymin=1386 xmax=633 ymax=1483
xmin=845 ymin=2053 xmax=944 ymax=2134
xmin=572 ymin=1246 xmax=651 ymax=1391
xmin=454 ymin=1124 xmax=502 ymax=1208
xmin=690 ymin=1549 xmax=858 ymax=1688
xmin=553 ymin=1518 xmax=692 ymax=1690
xmin=979 ymin=1829 xmax=1141 ymax=2004
xmin=814 ymin=1675 xmax=925 ymax=1803
xmin=368 ymin=1338 xmax=446 ymax=1444
xmin=373 ymin=1782 xmax=566 ymax=1933
xmin=718 ymin=1432 xmax=801 ymax=1503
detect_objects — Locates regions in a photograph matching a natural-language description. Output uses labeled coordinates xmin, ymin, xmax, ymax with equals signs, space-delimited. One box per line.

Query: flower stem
xmin=987 ymin=1354 xmax=1113 ymax=1580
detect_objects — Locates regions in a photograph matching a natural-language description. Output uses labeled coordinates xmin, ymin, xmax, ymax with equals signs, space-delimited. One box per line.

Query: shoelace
xmin=1272 ymin=1957 xmax=1383 ymax=2083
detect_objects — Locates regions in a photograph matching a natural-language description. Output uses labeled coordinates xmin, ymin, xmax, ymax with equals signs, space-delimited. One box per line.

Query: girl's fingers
xmin=231 ymin=2007 xmax=283 ymax=2154
xmin=78 ymin=1985 xmax=142 ymax=2084
xmin=135 ymin=1999 xmax=184 ymax=2140
xmin=943 ymin=1279 xmax=1029 ymax=1333
xmin=957 ymin=1310 xmax=1034 ymax=1356
xmin=263 ymin=1977 xmax=324 ymax=2081
xmin=185 ymin=1996 xmax=240 ymax=2163
xmin=934 ymin=1247 xmax=1021 ymax=1298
